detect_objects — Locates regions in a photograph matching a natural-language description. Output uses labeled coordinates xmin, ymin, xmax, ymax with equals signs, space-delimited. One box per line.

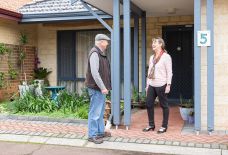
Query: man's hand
xmin=165 ymin=85 xmax=171 ymax=94
xmin=102 ymin=89 xmax=109 ymax=94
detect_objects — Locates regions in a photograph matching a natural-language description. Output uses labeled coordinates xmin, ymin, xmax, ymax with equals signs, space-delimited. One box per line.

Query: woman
xmin=143 ymin=37 xmax=173 ymax=134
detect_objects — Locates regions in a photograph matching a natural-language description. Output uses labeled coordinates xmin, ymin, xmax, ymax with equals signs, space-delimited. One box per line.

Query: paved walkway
xmin=0 ymin=106 xmax=227 ymax=154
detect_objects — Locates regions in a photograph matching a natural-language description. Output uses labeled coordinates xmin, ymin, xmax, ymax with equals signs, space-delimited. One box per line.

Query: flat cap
xmin=95 ymin=34 xmax=110 ymax=41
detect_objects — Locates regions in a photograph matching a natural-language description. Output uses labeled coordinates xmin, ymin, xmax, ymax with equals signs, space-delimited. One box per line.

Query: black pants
xmin=146 ymin=85 xmax=169 ymax=128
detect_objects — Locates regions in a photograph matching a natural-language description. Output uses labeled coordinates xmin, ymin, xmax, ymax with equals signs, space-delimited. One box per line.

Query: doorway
xmin=162 ymin=25 xmax=194 ymax=103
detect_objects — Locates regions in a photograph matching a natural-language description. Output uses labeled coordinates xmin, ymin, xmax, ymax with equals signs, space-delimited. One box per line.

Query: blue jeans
xmin=87 ymin=88 xmax=106 ymax=138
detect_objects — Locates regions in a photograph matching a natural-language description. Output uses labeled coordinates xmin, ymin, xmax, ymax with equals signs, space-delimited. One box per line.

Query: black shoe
xmin=142 ymin=126 xmax=155 ymax=132
xmin=157 ymin=127 xmax=167 ymax=134
xmin=88 ymin=137 xmax=103 ymax=144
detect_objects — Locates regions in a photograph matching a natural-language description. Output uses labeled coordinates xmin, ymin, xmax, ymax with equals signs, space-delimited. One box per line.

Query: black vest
xmin=85 ymin=46 xmax=112 ymax=91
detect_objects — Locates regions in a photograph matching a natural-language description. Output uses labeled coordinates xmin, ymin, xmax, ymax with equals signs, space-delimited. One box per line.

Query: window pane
xmin=76 ymin=30 xmax=110 ymax=92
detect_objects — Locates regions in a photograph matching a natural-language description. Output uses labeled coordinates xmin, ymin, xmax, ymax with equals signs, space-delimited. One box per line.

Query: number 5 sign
xmin=197 ymin=31 xmax=211 ymax=46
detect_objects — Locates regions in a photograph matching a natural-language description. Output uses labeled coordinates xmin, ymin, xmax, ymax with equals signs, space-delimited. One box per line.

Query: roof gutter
xmin=0 ymin=8 xmax=22 ymax=21
xmin=20 ymin=11 xmax=112 ymax=23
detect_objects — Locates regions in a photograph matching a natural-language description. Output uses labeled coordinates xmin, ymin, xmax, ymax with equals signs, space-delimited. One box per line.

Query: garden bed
xmin=0 ymin=90 xmax=90 ymax=120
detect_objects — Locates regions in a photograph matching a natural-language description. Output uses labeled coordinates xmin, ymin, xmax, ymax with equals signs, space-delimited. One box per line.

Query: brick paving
xmin=0 ymin=106 xmax=227 ymax=150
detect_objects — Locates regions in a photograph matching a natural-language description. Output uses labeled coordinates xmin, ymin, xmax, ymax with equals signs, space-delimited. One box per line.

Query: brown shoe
xmin=88 ymin=137 xmax=103 ymax=144
xmin=97 ymin=131 xmax=111 ymax=138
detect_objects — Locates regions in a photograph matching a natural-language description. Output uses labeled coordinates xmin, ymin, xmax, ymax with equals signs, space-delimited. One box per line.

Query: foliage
xmin=57 ymin=90 xmax=89 ymax=114
xmin=8 ymin=92 xmax=57 ymax=113
xmin=75 ymin=104 xmax=89 ymax=119
xmin=0 ymin=102 xmax=88 ymax=119
xmin=120 ymin=100 xmax=124 ymax=111
xmin=19 ymin=32 xmax=28 ymax=45
xmin=80 ymin=87 xmax=90 ymax=101
xmin=131 ymin=86 xmax=146 ymax=103
xmin=18 ymin=32 xmax=28 ymax=81
xmin=4 ymin=88 xmax=90 ymax=119
xmin=106 ymin=91 xmax=111 ymax=101
xmin=131 ymin=87 xmax=146 ymax=108
xmin=139 ymin=92 xmax=146 ymax=103
xmin=34 ymin=67 xmax=52 ymax=79
xmin=0 ymin=43 xmax=10 ymax=55
xmin=179 ymin=95 xmax=194 ymax=108
xmin=19 ymin=49 xmax=26 ymax=62
xmin=8 ymin=64 xmax=18 ymax=80
xmin=132 ymin=87 xmax=139 ymax=102
xmin=0 ymin=72 xmax=5 ymax=88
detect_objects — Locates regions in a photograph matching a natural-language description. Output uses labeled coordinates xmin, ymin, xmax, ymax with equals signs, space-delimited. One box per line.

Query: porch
xmin=16 ymin=0 xmax=220 ymax=131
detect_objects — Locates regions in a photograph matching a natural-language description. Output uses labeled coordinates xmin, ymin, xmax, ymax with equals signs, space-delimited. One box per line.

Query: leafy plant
xmin=8 ymin=64 xmax=18 ymax=80
xmin=120 ymin=100 xmax=124 ymax=111
xmin=0 ymin=72 xmax=5 ymax=88
xmin=179 ymin=95 xmax=194 ymax=108
xmin=106 ymin=91 xmax=111 ymax=101
xmin=58 ymin=91 xmax=89 ymax=113
xmin=8 ymin=92 xmax=57 ymax=113
xmin=0 ymin=43 xmax=9 ymax=55
xmin=80 ymin=87 xmax=90 ymax=102
xmin=19 ymin=49 xmax=26 ymax=62
xmin=18 ymin=32 xmax=28 ymax=82
xmin=139 ymin=92 xmax=146 ymax=103
xmin=75 ymin=104 xmax=89 ymax=119
xmin=6 ymin=90 xmax=90 ymax=119
xmin=19 ymin=32 xmax=28 ymax=45
xmin=34 ymin=67 xmax=52 ymax=79
xmin=132 ymin=87 xmax=139 ymax=102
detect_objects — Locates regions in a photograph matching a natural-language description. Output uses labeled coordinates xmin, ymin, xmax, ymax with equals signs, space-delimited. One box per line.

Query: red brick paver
xmin=110 ymin=106 xmax=228 ymax=145
xmin=0 ymin=106 xmax=227 ymax=145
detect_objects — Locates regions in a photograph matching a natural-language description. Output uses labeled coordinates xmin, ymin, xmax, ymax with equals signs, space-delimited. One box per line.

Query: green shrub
xmin=34 ymin=67 xmax=52 ymax=79
xmin=75 ymin=104 xmax=89 ymax=119
xmin=57 ymin=90 xmax=89 ymax=113
xmin=7 ymin=90 xmax=90 ymax=119
xmin=8 ymin=93 xmax=57 ymax=113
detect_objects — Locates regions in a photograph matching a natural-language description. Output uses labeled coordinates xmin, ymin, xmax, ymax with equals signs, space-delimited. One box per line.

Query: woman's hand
xmin=145 ymin=86 xmax=148 ymax=96
xmin=165 ymin=85 xmax=171 ymax=94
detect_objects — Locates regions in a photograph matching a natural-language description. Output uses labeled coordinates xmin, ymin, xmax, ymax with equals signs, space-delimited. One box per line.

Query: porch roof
xmin=84 ymin=0 xmax=194 ymax=17
xmin=18 ymin=0 xmax=111 ymax=23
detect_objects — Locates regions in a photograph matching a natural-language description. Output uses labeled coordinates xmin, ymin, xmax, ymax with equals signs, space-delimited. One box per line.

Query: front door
xmin=162 ymin=25 xmax=194 ymax=102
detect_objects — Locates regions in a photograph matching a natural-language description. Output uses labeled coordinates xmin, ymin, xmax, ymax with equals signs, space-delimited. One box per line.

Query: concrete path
xmin=0 ymin=141 xmax=162 ymax=155
xmin=0 ymin=134 xmax=227 ymax=155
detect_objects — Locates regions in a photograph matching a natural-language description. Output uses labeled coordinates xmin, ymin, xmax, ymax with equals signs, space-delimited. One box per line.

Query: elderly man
xmin=85 ymin=34 xmax=112 ymax=144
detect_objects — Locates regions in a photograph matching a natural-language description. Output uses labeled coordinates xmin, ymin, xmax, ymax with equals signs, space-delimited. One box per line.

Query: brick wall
xmin=214 ymin=0 xmax=228 ymax=130
xmin=0 ymin=44 xmax=35 ymax=101
xmin=0 ymin=18 xmax=37 ymax=101
xmin=200 ymin=0 xmax=228 ymax=130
